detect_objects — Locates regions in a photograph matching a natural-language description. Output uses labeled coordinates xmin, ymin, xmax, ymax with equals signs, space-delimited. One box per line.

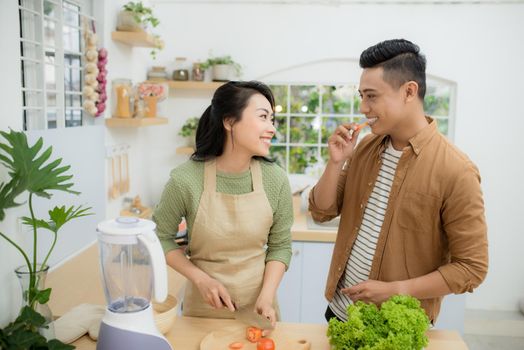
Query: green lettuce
xmin=327 ymin=295 xmax=430 ymax=350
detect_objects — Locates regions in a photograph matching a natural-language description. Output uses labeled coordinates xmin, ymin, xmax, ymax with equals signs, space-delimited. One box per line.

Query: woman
xmin=153 ymin=81 xmax=293 ymax=327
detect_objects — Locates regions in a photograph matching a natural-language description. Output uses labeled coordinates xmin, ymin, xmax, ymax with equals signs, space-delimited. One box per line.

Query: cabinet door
xmin=300 ymin=242 xmax=335 ymax=324
xmin=277 ymin=242 xmax=303 ymax=322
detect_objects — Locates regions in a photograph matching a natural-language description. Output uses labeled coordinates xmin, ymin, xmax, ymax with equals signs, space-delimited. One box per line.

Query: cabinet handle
xmin=293 ymin=249 xmax=300 ymax=256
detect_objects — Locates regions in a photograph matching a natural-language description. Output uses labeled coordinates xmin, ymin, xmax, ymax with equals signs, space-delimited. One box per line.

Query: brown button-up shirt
xmin=309 ymin=118 xmax=488 ymax=322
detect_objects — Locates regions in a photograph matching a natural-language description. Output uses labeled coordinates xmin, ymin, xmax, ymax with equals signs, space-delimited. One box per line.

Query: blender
xmin=96 ymin=217 xmax=172 ymax=350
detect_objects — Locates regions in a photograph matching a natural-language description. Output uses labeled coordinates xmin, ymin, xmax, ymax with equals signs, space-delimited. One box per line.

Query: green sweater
xmin=153 ymin=160 xmax=293 ymax=268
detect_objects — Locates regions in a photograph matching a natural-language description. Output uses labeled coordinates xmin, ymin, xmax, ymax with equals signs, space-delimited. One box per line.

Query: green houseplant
xmin=178 ymin=117 xmax=200 ymax=147
xmin=118 ymin=1 xmax=159 ymax=31
xmin=200 ymin=55 xmax=242 ymax=81
xmin=0 ymin=129 xmax=91 ymax=348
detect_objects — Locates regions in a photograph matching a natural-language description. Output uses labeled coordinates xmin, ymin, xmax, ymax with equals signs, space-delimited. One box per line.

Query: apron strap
xmin=204 ymin=159 xmax=217 ymax=193
xmin=250 ymin=159 xmax=264 ymax=193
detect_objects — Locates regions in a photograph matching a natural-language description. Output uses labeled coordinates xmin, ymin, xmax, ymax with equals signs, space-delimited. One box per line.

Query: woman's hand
xmin=327 ymin=123 xmax=362 ymax=164
xmin=254 ymin=294 xmax=277 ymax=335
xmin=194 ymin=275 xmax=235 ymax=311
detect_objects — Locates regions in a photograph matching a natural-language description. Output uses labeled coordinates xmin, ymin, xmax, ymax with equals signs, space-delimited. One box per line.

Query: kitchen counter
xmin=48 ymin=244 xmax=468 ymax=350
xmin=291 ymin=210 xmax=337 ymax=243
xmin=68 ymin=316 xmax=468 ymax=350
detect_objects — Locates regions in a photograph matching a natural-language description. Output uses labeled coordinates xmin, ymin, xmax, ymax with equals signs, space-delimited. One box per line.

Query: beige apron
xmin=183 ymin=159 xmax=276 ymax=318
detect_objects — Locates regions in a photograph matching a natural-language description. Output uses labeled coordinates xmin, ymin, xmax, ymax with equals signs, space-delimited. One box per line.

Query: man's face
xmin=358 ymin=67 xmax=408 ymax=136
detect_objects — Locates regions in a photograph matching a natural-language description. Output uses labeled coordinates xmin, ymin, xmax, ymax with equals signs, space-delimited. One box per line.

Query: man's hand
xmin=341 ymin=279 xmax=399 ymax=305
xmin=327 ymin=123 xmax=363 ymax=164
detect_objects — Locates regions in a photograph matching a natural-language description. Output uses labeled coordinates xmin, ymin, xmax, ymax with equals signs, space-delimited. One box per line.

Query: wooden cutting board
xmin=200 ymin=324 xmax=311 ymax=350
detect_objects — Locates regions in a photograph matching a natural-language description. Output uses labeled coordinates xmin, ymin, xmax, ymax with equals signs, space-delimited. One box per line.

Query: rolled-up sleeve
xmin=308 ymin=159 xmax=350 ymax=222
xmin=438 ymin=162 xmax=488 ymax=293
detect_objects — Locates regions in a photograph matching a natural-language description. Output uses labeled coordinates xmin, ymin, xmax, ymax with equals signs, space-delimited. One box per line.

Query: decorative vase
xmin=144 ymin=95 xmax=158 ymax=118
xmin=15 ymin=264 xmax=55 ymax=339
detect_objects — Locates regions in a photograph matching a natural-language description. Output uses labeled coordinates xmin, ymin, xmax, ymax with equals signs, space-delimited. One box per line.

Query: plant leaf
xmin=47 ymin=205 xmax=93 ymax=233
xmin=0 ymin=129 xmax=80 ymax=203
xmin=22 ymin=216 xmax=53 ymax=232
xmin=35 ymin=288 xmax=52 ymax=305
xmin=16 ymin=305 xmax=46 ymax=328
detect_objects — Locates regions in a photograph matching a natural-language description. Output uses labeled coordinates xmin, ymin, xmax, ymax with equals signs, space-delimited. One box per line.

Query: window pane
xmin=290 ymin=116 xmax=319 ymax=144
xmin=437 ymin=118 xmax=449 ymax=135
xmin=321 ymin=117 xmax=350 ymax=144
xmin=24 ymin=109 xmax=45 ymax=130
xmin=65 ymin=109 xmax=83 ymax=127
xmin=65 ymin=93 xmax=81 ymax=107
xmin=20 ymin=10 xmax=39 ymax=41
xmin=47 ymin=108 xmax=57 ymax=129
xmin=269 ymin=146 xmax=287 ymax=171
xmin=64 ymin=2 xmax=81 ymax=27
xmin=21 ymin=61 xmax=40 ymax=89
xmin=64 ymin=64 xmax=82 ymax=92
xmin=322 ymin=85 xmax=352 ymax=114
xmin=321 ymin=147 xmax=330 ymax=165
xmin=21 ymin=42 xmax=40 ymax=60
xmin=290 ymin=85 xmax=318 ymax=114
xmin=273 ymin=116 xmax=287 ymax=143
xmin=424 ymin=85 xmax=450 ymax=116
xmin=289 ymin=146 xmax=318 ymax=174
xmin=353 ymin=94 xmax=361 ymax=115
xmin=44 ymin=1 xmax=58 ymax=18
xmin=23 ymin=91 xmax=41 ymax=107
xmin=46 ymin=92 xmax=57 ymax=107
xmin=44 ymin=19 xmax=56 ymax=47
xmin=20 ymin=0 xmax=39 ymax=11
xmin=45 ymin=63 xmax=56 ymax=90
xmin=270 ymin=85 xmax=288 ymax=114
xmin=63 ymin=27 xmax=81 ymax=52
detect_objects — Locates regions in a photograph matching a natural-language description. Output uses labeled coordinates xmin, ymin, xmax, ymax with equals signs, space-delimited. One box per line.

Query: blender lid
xmin=97 ymin=217 xmax=156 ymax=235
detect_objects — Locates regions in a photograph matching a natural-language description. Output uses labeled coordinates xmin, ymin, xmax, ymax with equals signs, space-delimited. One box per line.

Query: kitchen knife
xmin=234 ymin=305 xmax=274 ymax=330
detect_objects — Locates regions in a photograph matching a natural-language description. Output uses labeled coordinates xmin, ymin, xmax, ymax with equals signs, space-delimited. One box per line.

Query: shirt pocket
xmin=397 ymin=191 xmax=444 ymax=278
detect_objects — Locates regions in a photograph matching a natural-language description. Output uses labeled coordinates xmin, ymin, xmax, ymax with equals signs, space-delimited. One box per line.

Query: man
xmin=309 ymin=39 xmax=488 ymax=323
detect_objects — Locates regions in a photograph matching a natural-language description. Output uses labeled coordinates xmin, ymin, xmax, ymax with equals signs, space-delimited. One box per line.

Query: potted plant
xmin=178 ymin=117 xmax=200 ymax=148
xmin=200 ymin=55 xmax=242 ymax=81
xmin=117 ymin=1 xmax=160 ymax=32
xmin=0 ymin=129 xmax=91 ymax=347
xmin=137 ymin=82 xmax=167 ymax=118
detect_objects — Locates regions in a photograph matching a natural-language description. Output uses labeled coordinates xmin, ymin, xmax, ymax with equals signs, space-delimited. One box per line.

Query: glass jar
xmin=147 ymin=66 xmax=168 ymax=81
xmin=191 ymin=62 xmax=205 ymax=81
xmin=172 ymin=57 xmax=189 ymax=81
xmin=112 ymin=79 xmax=133 ymax=118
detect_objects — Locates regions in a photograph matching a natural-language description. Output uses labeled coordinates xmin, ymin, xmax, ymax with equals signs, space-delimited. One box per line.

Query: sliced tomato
xmin=246 ymin=326 xmax=263 ymax=343
xmin=257 ymin=338 xmax=275 ymax=350
xmin=229 ymin=341 xmax=244 ymax=349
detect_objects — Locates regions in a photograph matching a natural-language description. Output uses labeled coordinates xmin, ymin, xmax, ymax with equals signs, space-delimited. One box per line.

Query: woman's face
xmin=228 ymin=93 xmax=276 ymax=157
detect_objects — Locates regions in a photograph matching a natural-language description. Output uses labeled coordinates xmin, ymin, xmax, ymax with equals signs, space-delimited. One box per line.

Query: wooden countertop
xmin=68 ymin=316 xmax=468 ymax=350
xmin=291 ymin=210 xmax=337 ymax=243
xmin=48 ymin=244 xmax=468 ymax=350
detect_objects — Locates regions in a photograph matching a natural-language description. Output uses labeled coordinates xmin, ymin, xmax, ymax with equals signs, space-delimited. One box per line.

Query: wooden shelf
xmin=168 ymin=81 xmax=224 ymax=91
xmin=111 ymin=31 xmax=156 ymax=48
xmin=176 ymin=146 xmax=195 ymax=155
xmin=105 ymin=117 xmax=168 ymax=128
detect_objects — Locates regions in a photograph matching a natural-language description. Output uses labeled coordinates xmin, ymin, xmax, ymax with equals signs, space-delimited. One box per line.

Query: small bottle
xmin=172 ymin=57 xmax=189 ymax=81
xmin=191 ymin=62 xmax=205 ymax=81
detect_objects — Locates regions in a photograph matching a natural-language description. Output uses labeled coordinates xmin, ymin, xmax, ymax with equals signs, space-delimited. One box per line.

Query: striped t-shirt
xmin=329 ymin=142 xmax=403 ymax=320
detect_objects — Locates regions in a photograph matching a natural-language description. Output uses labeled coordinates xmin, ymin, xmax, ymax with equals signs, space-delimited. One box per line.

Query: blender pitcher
xmin=96 ymin=217 xmax=172 ymax=350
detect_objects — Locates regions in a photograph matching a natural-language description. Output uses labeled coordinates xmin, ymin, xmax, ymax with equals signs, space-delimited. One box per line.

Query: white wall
xmin=144 ymin=2 xmax=524 ymax=311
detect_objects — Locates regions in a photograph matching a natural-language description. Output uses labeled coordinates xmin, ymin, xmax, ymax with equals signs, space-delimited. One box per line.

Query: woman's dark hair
xmin=191 ymin=81 xmax=275 ymax=162
xmin=359 ymin=39 xmax=427 ymax=100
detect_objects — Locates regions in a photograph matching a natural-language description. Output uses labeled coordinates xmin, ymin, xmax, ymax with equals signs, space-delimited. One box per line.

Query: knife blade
xmin=234 ymin=305 xmax=274 ymax=330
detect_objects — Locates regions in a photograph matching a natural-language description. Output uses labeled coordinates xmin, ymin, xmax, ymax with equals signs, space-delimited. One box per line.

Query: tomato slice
xmin=229 ymin=341 xmax=244 ymax=349
xmin=257 ymin=338 xmax=275 ymax=350
xmin=246 ymin=326 xmax=263 ymax=343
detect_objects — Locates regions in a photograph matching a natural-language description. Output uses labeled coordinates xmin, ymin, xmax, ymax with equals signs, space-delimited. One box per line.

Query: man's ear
xmin=404 ymin=81 xmax=419 ymax=102
xmin=223 ymin=117 xmax=234 ymax=131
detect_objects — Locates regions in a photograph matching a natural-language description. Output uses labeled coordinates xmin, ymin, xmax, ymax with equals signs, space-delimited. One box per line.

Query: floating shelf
xmin=111 ymin=31 xmax=156 ymax=48
xmin=176 ymin=146 xmax=195 ymax=155
xmin=168 ymin=81 xmax=224 ymax=91
xmin=105 ymin=117 xmax=168 ymax=128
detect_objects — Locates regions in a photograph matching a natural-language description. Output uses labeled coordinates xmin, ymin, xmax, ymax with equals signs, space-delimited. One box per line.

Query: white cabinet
xmin=434 ymin=293 xmax=465 ymax=334
xmin=278 ymin=241 xmax=335 ymax=324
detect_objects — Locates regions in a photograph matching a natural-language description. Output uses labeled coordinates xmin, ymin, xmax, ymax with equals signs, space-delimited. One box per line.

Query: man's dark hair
xmin=359 ymin=39 xmax=427 ymax=100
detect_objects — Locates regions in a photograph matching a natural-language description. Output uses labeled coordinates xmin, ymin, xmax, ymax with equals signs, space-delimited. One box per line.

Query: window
xmin=19 ymin=0 xmax=94 ymax=130
xmin=269 ymin=79 xmax=455 ymax=174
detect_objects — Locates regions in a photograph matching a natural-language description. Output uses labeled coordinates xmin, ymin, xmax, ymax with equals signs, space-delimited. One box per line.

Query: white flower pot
xmin=212 ymin=64 xmax=232 ymax=81
xmin=116 ymin=11 xmax=146 ymax=32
